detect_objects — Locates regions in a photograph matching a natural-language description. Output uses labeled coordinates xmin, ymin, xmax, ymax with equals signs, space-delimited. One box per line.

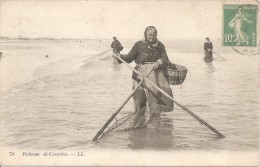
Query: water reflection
xmin=127 ymin=113 xmax=175 ymax=150
xmin=204 ymin=61 xmax=215 ymax=73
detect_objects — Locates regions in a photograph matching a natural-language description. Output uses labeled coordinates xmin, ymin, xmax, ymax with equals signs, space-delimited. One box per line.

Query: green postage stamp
xmin=223 ymin=4 xmax=258 ymax=46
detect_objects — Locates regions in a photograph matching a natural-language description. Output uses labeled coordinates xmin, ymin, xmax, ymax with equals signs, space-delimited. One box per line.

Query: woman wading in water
xmin=114 ymin=26 xmax=174 ymax=123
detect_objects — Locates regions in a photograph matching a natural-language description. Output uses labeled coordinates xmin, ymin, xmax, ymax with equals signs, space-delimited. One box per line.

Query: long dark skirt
xmin=204 ymin=51 xmax=213 ymax=62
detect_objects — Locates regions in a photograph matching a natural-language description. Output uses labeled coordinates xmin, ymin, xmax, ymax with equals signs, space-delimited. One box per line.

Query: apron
xmin=133 ymin=63 xmax=174 ymax=113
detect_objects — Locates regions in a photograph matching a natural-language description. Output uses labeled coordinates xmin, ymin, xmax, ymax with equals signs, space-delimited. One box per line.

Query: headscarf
xmin=143 ymin=26 xmax=159 ymax=50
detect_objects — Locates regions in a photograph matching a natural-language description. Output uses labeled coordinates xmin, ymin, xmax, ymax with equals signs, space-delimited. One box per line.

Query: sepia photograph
xmin=0 ymin=0 xmax=259 ymax=166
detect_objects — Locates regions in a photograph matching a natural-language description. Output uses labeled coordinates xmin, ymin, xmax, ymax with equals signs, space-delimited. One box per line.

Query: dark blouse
xmin=204 ymin=42 xmax=213 ymax=51
xmin=120 ymin=40 xmax=169 ymax=65
xmin=111 ymin=40 xmax=122 ymax=48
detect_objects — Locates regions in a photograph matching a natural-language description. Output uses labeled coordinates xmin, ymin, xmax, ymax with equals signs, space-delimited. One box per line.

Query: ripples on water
xmin=0 ymin=40 xmax=259 ymax=152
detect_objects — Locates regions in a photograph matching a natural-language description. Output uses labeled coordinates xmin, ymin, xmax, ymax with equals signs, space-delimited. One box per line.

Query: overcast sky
xmin=0 ymin=0 xmax=225 ymax=40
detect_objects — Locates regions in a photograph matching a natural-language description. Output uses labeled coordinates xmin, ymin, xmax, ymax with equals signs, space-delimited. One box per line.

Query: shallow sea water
xmin=0 ymin=39 xmax=259 ymax=152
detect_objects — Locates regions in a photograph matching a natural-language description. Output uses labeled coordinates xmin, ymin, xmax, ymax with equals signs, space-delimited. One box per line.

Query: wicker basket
xmin=166 ymin=63 xmax=188 ymax=85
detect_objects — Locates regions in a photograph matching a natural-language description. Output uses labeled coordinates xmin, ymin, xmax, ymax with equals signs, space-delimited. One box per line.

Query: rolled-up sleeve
xmin=120 ymin=42 xmax=138 ymax=63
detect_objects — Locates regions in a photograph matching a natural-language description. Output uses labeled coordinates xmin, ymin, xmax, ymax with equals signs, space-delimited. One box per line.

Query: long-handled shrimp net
xmin=105 ymin=64 xmax=174 ymax=133
xmin=106 ymin=105 xmax=173 ymax=133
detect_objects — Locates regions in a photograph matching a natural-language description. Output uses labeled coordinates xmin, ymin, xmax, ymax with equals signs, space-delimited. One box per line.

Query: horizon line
xmin=0 ymin=36 xmax=218 ymax=41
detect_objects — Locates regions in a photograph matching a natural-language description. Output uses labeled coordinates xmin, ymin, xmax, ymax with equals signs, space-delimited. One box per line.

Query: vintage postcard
xmin=0 ymin=0 xmax=259 ymax=166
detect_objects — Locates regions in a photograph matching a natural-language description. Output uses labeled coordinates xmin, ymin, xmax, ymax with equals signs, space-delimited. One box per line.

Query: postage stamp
xmin=223 ymin=4 xmax=258 ymax=47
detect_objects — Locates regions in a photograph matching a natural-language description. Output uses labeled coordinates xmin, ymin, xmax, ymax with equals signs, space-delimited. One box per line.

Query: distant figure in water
xmin=45 ymin=55 xmax=48 ymax=58
xmin=0 ymin=52 xmax=3 ymax=59
xmin=204 ymin=37 xmax=213 ymax=62
xmin=111 ymin=36 xmax=123 ymax=54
